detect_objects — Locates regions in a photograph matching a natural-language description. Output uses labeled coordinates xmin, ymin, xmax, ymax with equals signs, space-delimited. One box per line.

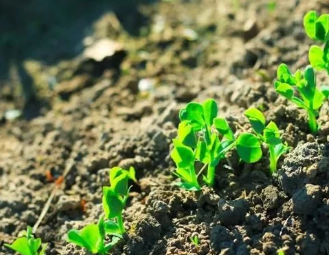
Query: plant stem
xmin=269 ymin=146 xmax=277 ymax=174
xmin=117 ymin=214 xmax=125 ymax=234
xmin=307 ymin=110 xmax=318 ymax=133
xmin=197 ymin=164 xmax=208 ymax=179
xmin=206 ymin=164 xmax=215 ymax=187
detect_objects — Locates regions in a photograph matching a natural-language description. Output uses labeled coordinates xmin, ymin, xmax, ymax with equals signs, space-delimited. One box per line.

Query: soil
xmin=1 ymin=0 xmax=329 ymax=255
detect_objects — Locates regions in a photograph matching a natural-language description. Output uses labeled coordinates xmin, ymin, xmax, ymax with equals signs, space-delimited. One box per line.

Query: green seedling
xmin=171 ymin=99 xmax=236 ymax=189
xmin=67 ymin=167 xmax=136 ymax=254
xmin=274 ymin=64 xmax=329 ymax=133
xmin=67 ymin=217 xmax=121 ymax=255
xmin=102 ymin=166 xmax=136 ymax=233
xmin=189 ymin=234 xmax=200 ymax=247
xmin=5 ymin=226 xmax=47 ymax=255
xmin=304 ymin=11 xmax=329 ymax=74
xmin=243 ymin=107 xmax=289 ymax=174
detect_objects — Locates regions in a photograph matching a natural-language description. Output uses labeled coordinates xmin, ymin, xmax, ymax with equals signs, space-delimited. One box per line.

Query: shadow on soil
xmin=0 ymin=0 xmax=158 ymax=119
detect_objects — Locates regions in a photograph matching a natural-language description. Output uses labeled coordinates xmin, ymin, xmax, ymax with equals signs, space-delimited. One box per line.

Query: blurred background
xmin=0 ymin=0 xmax=286 ymax=121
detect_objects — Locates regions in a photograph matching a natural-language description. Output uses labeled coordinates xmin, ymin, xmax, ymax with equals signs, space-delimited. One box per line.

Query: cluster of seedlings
xmin=4 ymin=10 xmax=329 ymax=255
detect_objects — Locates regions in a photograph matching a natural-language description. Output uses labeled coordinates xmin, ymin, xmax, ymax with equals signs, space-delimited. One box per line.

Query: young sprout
xmin=274 ymin=64 xmax=329 ymax=133
xmin=189 ymin=234 xmax=200 ymax=247
xmin=67 ymin=217 xmax=121 ymax=255
xmin=5 ymin=226 xmax=47 ymax=255
xmin=67 ymin=167 xmax=136 ymax=254
xmin=243 ymin=107 xmax=289 ymax=174
xmin=304 ymin=11 xmax=329 ymax=74
xmin=171 ymin=99 xmax=236 ymax=189
xmin=102 ymin=166 xmax=136 ymax=233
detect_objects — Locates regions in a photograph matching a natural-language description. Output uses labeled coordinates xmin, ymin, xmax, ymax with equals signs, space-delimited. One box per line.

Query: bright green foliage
xmin=304 ymin=11 xmax=329 ymax=42
xmin=304 ymin=11 xmax=329 ymax=74
xmin=4 ymin=226 xmax=47 ymax=255
xmin=243 ymin=108 xmax=289 ymax=174
xmin=67 ymin=167 xmax=136 ymax=254
xmin=102 ymin=166 xmax=136 ymax=233
xmin=236 ymin=133 xmax=262 ymax=163
xmin=277 ymin=250 xmax=285 ymax=255
xmin=67 ymin=217 xmax=121 ymax=255
xmin=171 ymin=99 xmax=236 ymax=189
xmin=274 ymin=64 xmax=329 ymax=133
xmin=189 ymin=234 xmax=200 ymax=247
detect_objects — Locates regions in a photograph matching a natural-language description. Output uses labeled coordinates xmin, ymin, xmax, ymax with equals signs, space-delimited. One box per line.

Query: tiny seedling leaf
xmin=179 ymin=102 xmax=205 ymax=131
xmin=103 ymin=221 xmax=122 ymax=236
xmin=304 ymin=11 xmax=318 ymax=40
xmin=213 ymin=117 xmax=235 ymax=141
xmin=236 ymin=133 xmax=262 ymax=163
xmin=202 ymin=99 xmax=218 ymax=126
xmin=171 ymin=139 xmax=195 ymax=168
xmin=244 ymin=108 xmax=266 ymax=134
xmin=277 ymin=64 xmax=296 ymax=85
xmin=264 ymin=121 xmax=282 ymax=146
xmin=4 ymin=237 xmax=33 ymax=255
xmin=67 ymin=224 xmax=101 ymax=254
xmin=301 ymin=66 xmax=316 ymax=101
xmin=111 ymin=174 xmax=128 ymax=196
xmin=313 ymin=90 xmax=326 ymax=110
xmin=275 ymin=82 xmax=294 ymax=99
xmin=102 ymin=187 xmax=124 ymax=219
xmin=315 ymin=14 xmax=329 ymax=41
xmin=177 ymin=121 xmax=197 ymax=148
xmin=309 ymin=45 xmax=326 ymax=70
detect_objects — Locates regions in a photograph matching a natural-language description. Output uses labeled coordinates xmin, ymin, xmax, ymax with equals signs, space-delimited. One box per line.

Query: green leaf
xmin=29 ymin=238 xmax=41 ymax=254
xmin=304 ymin=11 xmax=318 ymax=40
xmin=195 ymin=140 xmax=210 ymax=164
xmin=313 ymin=89 xmax=325 ymax=110
xmin=177 ymin=121 xmax=197 ymax=148
xmin=202 ymin=99 xmax=218 ymax=126
xmin=174 ymin=163 xmax=199 ymax=191
xmin=179 ymin=102 xmax=205 ymax=131
xmin=5 ymin=237 xmax=33 ymax=255
xmin=111 ymin=174 xmax=128 ymax=196
xmin=301 ymin=66 xmax=316 ymax=101
xmin=102 ymin=187 xmax=124 ymax=219
xmin=273 ymin=143 xmax=289 ymax=162
xmin=315 ymin=14 xmax=329 ymax=41
xmin=97 ymin=217 xmax=106 ymax=239
xmin=171 ymin=139 xmax=195 ymax=168
xmin=67 ymin=224 xmax=101 ymax=254
xmin=309 ymin=45 xmax=326 ymax=70
xmin=244 ymin=108 xmax=266 ymax=134
xmin=236 ymin=133 xmax=262 ymax=163
xmin=175 ymin=167 xmax=193 ymax=183
xmin=213 ymin=117 xmax=235 ymax=141
xmin=275 ymin=82 xmax=294 ymax=99
xmin=264 ymin=122 xmax=282 ymax=146
xmin=277 ymin=64 xmax=296 ymax=85
xmin=109 ymin=167 xmax=124 ymax=184
xmin=103 ymin=221 xmax=122 ymax=236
